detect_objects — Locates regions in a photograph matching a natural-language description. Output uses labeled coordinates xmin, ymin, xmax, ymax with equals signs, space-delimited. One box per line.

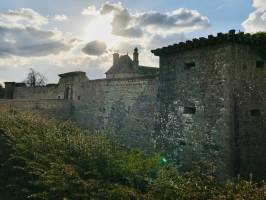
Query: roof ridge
xmin=151 ymin=29 xmax=264 ymax=56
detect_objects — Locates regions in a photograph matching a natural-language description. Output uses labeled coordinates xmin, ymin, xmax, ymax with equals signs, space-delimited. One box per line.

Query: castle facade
xmin=1 ymin=30 xmax=266 ymax=180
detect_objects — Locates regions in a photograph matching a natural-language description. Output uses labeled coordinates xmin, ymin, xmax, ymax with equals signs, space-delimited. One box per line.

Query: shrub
xmin=0 ymin=111 xmax=266 ymax=200
xmin=0 ymin=112 xmax=159 ymax=199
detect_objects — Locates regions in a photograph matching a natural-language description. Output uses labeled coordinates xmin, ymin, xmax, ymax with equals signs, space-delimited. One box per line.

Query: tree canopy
xmin=24 ymin=68 xmax=47 ymax=87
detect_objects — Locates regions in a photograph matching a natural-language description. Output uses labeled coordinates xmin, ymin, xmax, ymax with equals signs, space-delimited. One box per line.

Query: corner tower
xmin=152 ymin=30 xmax=266 ymax=181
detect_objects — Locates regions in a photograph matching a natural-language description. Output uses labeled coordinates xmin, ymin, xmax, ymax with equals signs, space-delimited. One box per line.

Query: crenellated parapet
xmin=151 ymin=29 xmax=266 ymax=56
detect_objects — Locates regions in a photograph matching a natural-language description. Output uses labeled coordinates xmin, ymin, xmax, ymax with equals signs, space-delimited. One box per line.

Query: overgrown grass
xmin=0 ymin=111 xmax=265 ymax=200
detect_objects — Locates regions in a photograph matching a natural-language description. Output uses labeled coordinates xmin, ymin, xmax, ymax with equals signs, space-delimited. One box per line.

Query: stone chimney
xmin=133 ymin=48 xmax=139 ymax=66
xmin=113 ymin=53 xmax=119 ymax=66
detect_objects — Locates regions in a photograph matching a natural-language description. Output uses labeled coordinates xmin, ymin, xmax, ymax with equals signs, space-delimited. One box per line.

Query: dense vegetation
xmin=253 ymin=32 xmax=266 ymax=60
xmin=0 ymin=112 xmax=266 ymax=200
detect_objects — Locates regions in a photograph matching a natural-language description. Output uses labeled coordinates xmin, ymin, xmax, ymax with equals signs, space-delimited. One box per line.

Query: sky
xmin=0 ymin=0 xmax=265 ymax=83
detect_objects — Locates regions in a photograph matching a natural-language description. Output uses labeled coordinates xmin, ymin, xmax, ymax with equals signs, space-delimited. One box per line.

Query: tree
xmin=24 ymin=68 xmax=47 ymax=87
xmin=252 ymin=32 xmax=266 ymax=59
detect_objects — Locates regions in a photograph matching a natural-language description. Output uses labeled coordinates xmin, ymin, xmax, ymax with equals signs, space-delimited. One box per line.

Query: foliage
xmin=0 ymin=111 xmax=160 ymax=199
xmin=0 ymin=111 xmax=266 ymax=200
xmin=252 ymin=32 xmax=266 ymax=60
xmin=217 ymin=179 xmax=266 ymax=200
xmin=24 ymin=68 xmax=47 ymax=87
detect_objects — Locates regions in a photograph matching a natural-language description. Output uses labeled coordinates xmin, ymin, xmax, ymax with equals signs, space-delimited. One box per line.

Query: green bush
xmin=0 ymin=111 xmax=266 ymax=200
xmin=0 ymin=112 xmax=160 ymax=199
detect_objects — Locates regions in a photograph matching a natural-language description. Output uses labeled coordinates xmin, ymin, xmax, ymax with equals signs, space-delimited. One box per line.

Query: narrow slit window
xmin=183 ymin=107 xmax=196 ymax=114
xmin=256 ymin=61 xmax=264 ymax=69
xmin=250 ymin=109 xmax=261 ymax=116
xmin=184 ymin=62 xmax=195 ymax=70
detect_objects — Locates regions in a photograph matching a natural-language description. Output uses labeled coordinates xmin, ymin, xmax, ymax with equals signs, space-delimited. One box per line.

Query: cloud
xmin=100 ymin=2 xmax=123 ymax=14
xmin=0 ymin=7 xmax=110 ymax=83
xmin=252 ymin=0 xmax=266 ymax=8
xmin=54 ymin=14 xmax=68 ymax=22
xmin=0 ymin=4 xmax=210 ymax=82
xmin=242 ymin=8 xmax=266 ymax=32
xmin=0 ymin=8 xmax=48 ymax=27
xmin=82 ymin=5 xmax=99 ymax=16
xmin=112 ymin=27 xmax=143 ymax=38
xmin=0 ymin=8 xmax=75 ymax=57
xmin=87 ymin=2 xmax=210 ymax=38
xmin=147 ymin=33 xmax=187 ymax=49
xmin=0 ymin=25 xmax=74 ymax=57
xmin=137 ymin=8 xmax=210 ymax=33
xmin=98 ymin=3 xmax=144 ymax=38
xmin=82 ymin=40 xmax=107 ymax=56
xmin=242 ymin=0 xmax=266 ymax=32
xmin=113 ymin=41 xmax=143 ymax=54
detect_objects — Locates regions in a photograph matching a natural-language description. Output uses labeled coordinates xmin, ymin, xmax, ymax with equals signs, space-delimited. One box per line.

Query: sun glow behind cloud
xmin=83 ymin=13 xmax=119 ymax=47
xmin=0 ymin=1 xmax=217 ymax=82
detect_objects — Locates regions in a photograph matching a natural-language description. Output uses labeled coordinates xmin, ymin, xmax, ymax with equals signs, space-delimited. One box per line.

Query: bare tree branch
xmin=24 ymin=68 xmax=47 ymax=87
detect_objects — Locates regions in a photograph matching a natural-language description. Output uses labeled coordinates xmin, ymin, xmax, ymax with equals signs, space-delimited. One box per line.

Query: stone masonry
xmin=2 ymin=48 xmax=159 ymax=151
xmin=1 ymin=30 xmax=266 ymax=180
xmin=152 ymin=30 xmax=266 ymax=180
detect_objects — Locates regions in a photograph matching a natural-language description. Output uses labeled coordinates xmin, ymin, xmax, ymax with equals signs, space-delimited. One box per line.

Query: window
xmin=184 ymin=62 xmax=195 ymax=70
xmin=250 ymin=109 xmax=261 ymax=116
xmin=183 ymin=107 xmax=196 ymax=114
xmin=256 ymin=61 xmax=264 ymax=69
xmin=58 ymin=96 xmax=60 ymax=99
xmin=77 ymin=96 xmax=81 ymax=100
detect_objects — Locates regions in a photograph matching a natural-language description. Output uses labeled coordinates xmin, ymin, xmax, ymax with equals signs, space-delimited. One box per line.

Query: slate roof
xmin=105 ymin=54 xmax=158 ymax=76
xmin=106 ymin=55 xmax=135 ymax=74
xmin=151 ymin=29 xmax=266 ymax=56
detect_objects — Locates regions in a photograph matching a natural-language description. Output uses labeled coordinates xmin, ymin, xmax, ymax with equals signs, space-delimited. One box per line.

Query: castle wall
xmin=0 ymin=99 xmax=72 ymax=120
xmin=12 ymin=72 xmax=89 ymax=100
xmin=71 ymin=79 xmax=105 ymax=130
xmin=229 ymin=44 xmax=266 ymax=180
xmin=157 ymin=44 xmax=234 ymax=179
xmin=4 ymin=71 xmax=158 ymax=151
xmin=106 ymin=73 xmax=140 ymax=79
xmin=72 ymin=77 xmax=158 ymax=150
xmin=13 ymin=85 xmax=62 ymax=99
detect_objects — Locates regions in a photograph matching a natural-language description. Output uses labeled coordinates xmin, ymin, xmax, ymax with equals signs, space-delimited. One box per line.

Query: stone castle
xmin=1 ymin=30 xmax=266 ymax=180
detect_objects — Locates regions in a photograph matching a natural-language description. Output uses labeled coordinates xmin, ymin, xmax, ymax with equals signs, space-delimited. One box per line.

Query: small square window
xmin=184 ymin=62 xmax=195 ymax=70
xmin=250 ymin=109 xmax=261 ymax=116
xmin=256 ymin=61 xmax=264 ymax=69
xmin=77 ymin=96 xmax=81 ymax=100
xmin=183 ymin=107 xmax=196 ymax=114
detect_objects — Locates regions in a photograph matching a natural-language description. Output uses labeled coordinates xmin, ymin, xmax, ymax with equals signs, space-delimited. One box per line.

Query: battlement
xmin=151 ymin=29 xmax=266 ymax=56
